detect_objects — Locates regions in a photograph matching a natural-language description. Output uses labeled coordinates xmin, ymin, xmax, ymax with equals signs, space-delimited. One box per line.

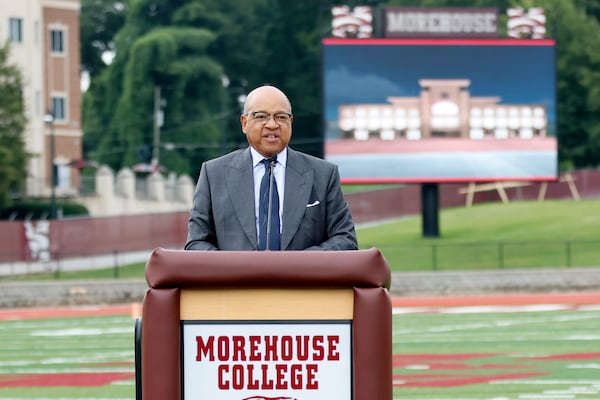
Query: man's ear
xmin=240 ymin=114 xmax=248 ymax=133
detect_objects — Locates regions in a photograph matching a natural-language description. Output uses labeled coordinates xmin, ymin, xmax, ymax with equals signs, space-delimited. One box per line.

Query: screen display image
xmin=322 ymin=38 xmax=557 ymax=183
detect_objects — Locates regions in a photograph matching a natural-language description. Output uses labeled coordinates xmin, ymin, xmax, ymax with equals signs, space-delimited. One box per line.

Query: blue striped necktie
xmin=258 ymin=157 xmax=280 ymax=250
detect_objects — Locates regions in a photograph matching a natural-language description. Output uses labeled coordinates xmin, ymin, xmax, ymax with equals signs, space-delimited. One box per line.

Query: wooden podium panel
xmin=139 ymin=247 xmax=392 ymax=400
xmin=180 ymin=288 xmax=354 ymax=320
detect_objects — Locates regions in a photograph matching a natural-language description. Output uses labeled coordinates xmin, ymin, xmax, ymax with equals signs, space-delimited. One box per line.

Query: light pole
xmin=44 ymin=112 xmax=56 ymax=219
xmin=152 ymin=86 xmax=163 ymax=168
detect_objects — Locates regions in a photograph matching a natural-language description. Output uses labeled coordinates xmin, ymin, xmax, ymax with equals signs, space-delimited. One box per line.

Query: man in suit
xmin=185 ymin=85 xmax=357 ymax=251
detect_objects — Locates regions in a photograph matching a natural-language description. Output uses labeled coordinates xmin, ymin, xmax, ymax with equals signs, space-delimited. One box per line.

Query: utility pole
xmin=152 ymin=86 xmax=163 ymax=168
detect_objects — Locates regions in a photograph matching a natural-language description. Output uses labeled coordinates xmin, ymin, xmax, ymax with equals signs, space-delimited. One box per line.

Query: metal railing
xmin=368 ymin=240 xmax=600 ymax=271
xmin=0 ymin=249 xmax=152 ymax=279
xmin=2 ymin=240 xmax=599 ymax=279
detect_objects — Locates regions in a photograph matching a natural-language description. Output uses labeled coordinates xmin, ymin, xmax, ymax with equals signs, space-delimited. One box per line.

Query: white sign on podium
xmin=182 ymin=321 xmax=352 ymax=400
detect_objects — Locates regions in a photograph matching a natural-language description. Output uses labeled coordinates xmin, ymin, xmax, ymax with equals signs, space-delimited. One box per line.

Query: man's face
xmin=240 ymin=87 xmax=293 ymax=158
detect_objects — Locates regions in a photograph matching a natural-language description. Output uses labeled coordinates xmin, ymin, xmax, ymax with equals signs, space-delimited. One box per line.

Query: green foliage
xmin=83 ymin=0 xmax=230 ymax=176
xmin=0 ymin=41 xmax=28 ymax=209
xmin=80 ymin=0 xmax=126 ymax=77
xmin=551 ymin=0 xmax=600 ymax=168
xmin=575 ymin=0 xmax=600 ymax=21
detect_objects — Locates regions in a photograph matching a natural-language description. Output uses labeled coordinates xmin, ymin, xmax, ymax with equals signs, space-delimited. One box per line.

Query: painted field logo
xmin=24 ymin=221 xmax=50 ymax=261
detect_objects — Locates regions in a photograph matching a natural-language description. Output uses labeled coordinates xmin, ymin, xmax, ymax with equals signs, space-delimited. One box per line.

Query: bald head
xmin=240 ymin=85 xmax=294 ymax=157
xmin=243 ymin=85 xmax=292 ymax=115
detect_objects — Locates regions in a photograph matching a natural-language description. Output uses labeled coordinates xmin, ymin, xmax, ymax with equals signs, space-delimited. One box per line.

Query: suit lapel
xmin=226 ymin=148 xmax=257 ymax=248
xmin=282 ymin=149 xmax=314 ymax=250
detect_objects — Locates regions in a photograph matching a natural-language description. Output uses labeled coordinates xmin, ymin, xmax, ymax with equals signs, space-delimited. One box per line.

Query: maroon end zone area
xmin=0 ymin=304 xmax=133 ymax=320
xmin=0 ymin=372 xmax=134 ymax=387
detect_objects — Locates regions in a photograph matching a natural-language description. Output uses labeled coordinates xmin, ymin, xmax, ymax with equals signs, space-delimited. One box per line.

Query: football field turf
xmin=1 ymin=296 xmax=599 ymax=400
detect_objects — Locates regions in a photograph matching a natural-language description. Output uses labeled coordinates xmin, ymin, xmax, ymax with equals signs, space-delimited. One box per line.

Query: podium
xmin=136 ymin=247 xmax=392 ymax=400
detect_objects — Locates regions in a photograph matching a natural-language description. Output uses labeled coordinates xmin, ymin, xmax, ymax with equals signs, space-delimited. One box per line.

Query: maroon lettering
xmin=261 ymin=363 xmax=274 ymax=389
xmin=263 ymin=335 xmax=278 ymax=361
xmin=306 ymin=364 xmax=318 ymax=389
xmin=312 ymin=336 xmax=324 ymax=360
xmin=217 ymin=336 xmax=229 ymax=361
xmin=327 ymin=335 xmax=340 ymax=361
xmin=249 ymin=336 xmax=261 ymax=361
xmin=246 ymin=364 xmax=259 ymax=390
xmin=196 ymin=335 xmax=341 ymax=366
xmin=290 ymin=364 xmax=303 ymax=389
xmin=275 ymin=363 xmax=288 ymax=389
xmin=196 ymin=336 xmax=214 ymax=361
xmin=217 ymin=364 xmax=228 ymax=389
xmin=232 ymin=336 xmax=246 ymax=361
xmin=295 ymin=335 xmax=309 ymax=361
xmin=280 ymin=336 xmax=293 ymax=361
xmin=216 ymin=363 xmax=320 ymax=390
xmin=231 ymin=364 xmax=244 ymax=390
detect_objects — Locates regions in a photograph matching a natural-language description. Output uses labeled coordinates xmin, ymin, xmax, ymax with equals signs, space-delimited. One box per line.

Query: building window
xmin=50 ymin=29 xmax=64 ymax=53
xmin=9 ymin=18 xmax=23 ymax=43
xmin=35 ymin=91 xmax=41 ymax=116
xmin=51 ymin=97 xmax=66 ymax=120
xmin=34 ymin=21 xmax=40 ymax=46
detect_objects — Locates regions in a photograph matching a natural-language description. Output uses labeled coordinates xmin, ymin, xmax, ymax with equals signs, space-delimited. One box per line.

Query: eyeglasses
xmin=246 ymin=111 xmax=292 ymax=125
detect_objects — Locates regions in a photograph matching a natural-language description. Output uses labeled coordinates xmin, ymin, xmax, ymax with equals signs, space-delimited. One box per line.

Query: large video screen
xmin=322 ymin=38 xmax=557 ymax=183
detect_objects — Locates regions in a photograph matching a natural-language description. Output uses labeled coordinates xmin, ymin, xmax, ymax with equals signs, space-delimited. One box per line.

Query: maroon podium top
xmin=145 ymin=247 xmax=391 ymax=289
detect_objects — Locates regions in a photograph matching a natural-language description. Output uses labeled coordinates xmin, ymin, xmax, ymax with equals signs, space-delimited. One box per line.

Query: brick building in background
xmin=0 ymin=0 xmax=82 ymax=199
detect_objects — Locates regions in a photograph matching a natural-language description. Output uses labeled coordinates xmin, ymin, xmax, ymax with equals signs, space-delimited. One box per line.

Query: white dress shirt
xmin=250 ymin=147 xmax=287 ymax=237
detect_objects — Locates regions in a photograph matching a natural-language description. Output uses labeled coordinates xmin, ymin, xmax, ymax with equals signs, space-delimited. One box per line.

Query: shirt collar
xmin=250 ymin=147 xmax=287 ymax=168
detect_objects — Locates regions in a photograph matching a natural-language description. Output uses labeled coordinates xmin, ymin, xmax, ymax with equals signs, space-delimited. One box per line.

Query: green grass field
xmin=1 ymin=306 xmax=599 ymax=399
xmin=358 ymin=199 xmax=600 ymax=271
xmin=392 ymin=308 xmax=600 ymax=399
xmin=0 ymin=314 xmax=134 ymax=399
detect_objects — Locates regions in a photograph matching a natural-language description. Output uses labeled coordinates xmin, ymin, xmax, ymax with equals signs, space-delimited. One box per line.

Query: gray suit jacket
xmin=185 ymin=147 xmax=357 ymax=251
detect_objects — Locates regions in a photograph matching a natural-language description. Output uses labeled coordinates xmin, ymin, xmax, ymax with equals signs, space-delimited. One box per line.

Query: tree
xmin=0 ymin=41 xmax=28 ymax=209
xmin=83 ymin=0 xmax=254 ymax=177
xmin=80 ymin=0 xmax=126 ymax=78
xmin=574 ymin=0 xmax=600 ymax=23
xmin=549 ymin=0 xmax=600 ymax=169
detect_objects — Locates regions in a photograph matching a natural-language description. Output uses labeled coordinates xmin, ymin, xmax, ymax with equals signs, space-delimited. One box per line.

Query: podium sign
xmin=182 ymin=321 xmax=352 ymax=399
xmin=139 ymin=248 xmax=392 ymax=400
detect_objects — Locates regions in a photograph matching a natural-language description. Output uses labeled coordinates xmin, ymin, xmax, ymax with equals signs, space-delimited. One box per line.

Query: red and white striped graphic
xmin=331 ymin=6 xmax=373 ymax=38
xmin=507 ymin=7 xmax=546 ymax=39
